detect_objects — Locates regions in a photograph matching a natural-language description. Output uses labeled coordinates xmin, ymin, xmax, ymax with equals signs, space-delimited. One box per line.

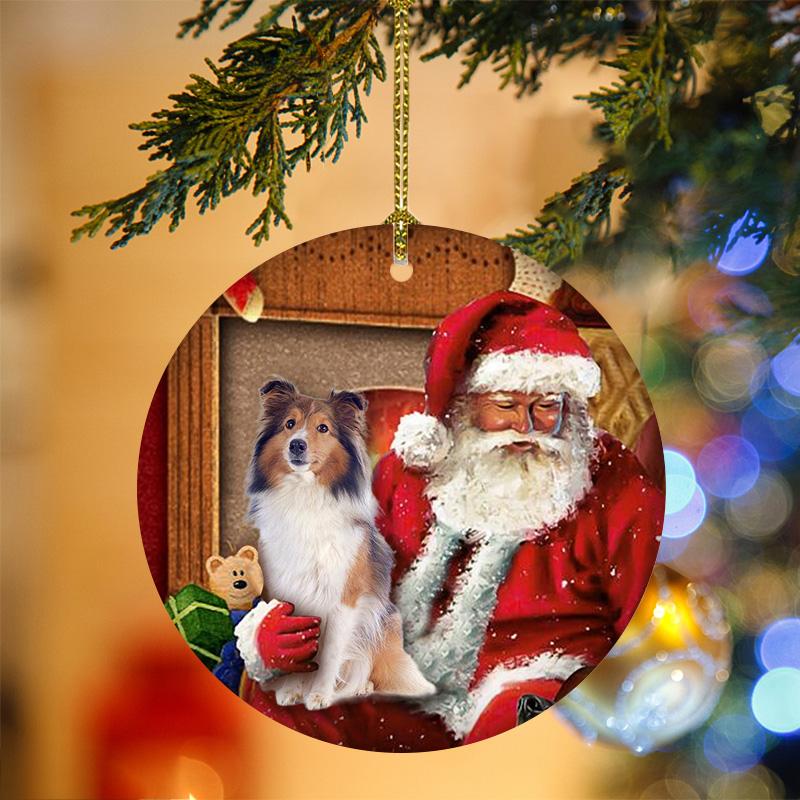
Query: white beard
xmin=425 ymin=410 xmax=597 ymax=539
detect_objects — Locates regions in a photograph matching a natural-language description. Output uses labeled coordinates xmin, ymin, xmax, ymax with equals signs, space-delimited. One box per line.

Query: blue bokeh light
xmin=664 ymin=449 xmax=698 ymax=515
xmin=712 ymin=212 xmax=771 ymax=276
xmin=703 ymin=713 xmax=766 ymax=773
xmin=741 ymin=407 xmax=800 ymax=462
xmin=697 ymin=435 xmax=761 ymax=498
xmin=772 ymin=338 xmax=800 ymax=397
xmin=758 ymin=618 xmax=800 ymax=671
xmin=751 ymin=386 xmax=798 ymax=421
xmin=663 ymin=485 xmax=707 ymax=539
xmin=751 ymin=668 xmax=800 ymax=733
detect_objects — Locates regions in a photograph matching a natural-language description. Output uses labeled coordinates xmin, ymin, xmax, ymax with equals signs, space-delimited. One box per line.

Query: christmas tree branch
xmin=404 ymin=0 xmax=628 ymax=97
xmin=579 ymin=3 xmax=713 ymax=150
xmin=178 ymin=0 xmax=265 ymax=38
xmin=72 ymin=0 xmax=799 ymax=320
xmin=71 ymin=1 xmax=387 ymax=248
xmin=504 ymin=2 xmax=720 ymax=267
xmin=500 ymin=164 xmax=628 ymax=267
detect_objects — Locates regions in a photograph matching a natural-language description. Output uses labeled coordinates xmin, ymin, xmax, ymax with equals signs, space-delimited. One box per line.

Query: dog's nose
xmin=289 ymin=439 xmax=307 ymax=456
xmin=233 ymin=579 xmax=247 ymax=590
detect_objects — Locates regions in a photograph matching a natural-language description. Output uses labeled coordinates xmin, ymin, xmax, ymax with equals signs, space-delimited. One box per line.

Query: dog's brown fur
xmin=341 ymin=526 xmax=380 ymax=608
xmin=369 ymin=613 xmax=415 ymax=693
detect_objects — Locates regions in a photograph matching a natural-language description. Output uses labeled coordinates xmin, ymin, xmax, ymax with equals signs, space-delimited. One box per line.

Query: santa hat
xmin=392 ymin=290 xmax=601 ymax=469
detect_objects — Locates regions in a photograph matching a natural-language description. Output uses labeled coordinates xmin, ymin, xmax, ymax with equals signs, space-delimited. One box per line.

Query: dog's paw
xmin=417 ymin=678 xmax=437 ymax=697
xmin=304 ymin=691 xmax=334 ymax=711
xmin=355 ymin=680 xmax=374 ymax=697
xmin=275 ymin=686 xmax=305 ymax=707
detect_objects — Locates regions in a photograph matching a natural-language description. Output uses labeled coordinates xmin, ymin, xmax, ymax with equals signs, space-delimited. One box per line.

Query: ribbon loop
xmin=386 ymin=0 xmax=416 ymax=266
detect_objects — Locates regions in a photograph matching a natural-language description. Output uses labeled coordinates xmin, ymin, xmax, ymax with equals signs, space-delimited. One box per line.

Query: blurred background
xmin=2 ymin=1 xmax=799 ymax=798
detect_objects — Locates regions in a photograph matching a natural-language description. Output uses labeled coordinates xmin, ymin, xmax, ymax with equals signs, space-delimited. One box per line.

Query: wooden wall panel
xmin=167 ymin=314 xmax=219 ymax=594
xmin=214 ymin=225 xmax=516 ymax=328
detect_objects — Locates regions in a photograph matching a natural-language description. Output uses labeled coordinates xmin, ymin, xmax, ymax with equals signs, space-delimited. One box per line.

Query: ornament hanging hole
xmin=391 ymin=259 xmax=414 ymax=283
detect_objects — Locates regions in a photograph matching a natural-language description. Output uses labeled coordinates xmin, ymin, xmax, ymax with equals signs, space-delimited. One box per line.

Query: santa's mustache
xmin=458 ymin=427 xmax=569 ymax=458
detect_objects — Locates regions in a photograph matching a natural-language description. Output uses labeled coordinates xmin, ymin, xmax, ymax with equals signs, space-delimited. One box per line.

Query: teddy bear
xmin=205 ymin=545 xmax=264 ymax=611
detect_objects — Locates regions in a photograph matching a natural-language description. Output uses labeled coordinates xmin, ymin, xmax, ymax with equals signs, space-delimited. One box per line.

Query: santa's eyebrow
xmin=487 ymin=393 xmax=515 ymax=402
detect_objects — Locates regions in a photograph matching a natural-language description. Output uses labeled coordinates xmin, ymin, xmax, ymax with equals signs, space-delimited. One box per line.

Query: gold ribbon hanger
xmin=385 ymin=0 xmax=417 ymax=282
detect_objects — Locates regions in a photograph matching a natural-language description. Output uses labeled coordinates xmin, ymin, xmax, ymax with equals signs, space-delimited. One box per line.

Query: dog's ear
xmin=260 ymin=378 xmax=297 ymax=400
xmin=259 ymin=378 xmax=297 ymax=415
xmin=329 ymin=390 xmax=367 ymax=435
xmin=329 ymin=390 xmax=367 ymax=412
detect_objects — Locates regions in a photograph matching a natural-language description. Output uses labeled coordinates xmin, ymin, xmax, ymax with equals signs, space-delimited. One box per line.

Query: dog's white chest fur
xmin=251 ymin=474 xmax=363 ymax=615
xmin=248 ymin=470 xmax=435 ymax=711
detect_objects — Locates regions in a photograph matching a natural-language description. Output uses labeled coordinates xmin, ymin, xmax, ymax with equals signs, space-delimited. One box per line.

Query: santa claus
xmin=236 ymin=291 xmax=664 ymax=751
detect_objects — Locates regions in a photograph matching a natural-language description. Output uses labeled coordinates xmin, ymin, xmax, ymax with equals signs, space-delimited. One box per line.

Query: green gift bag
xmin=165 ymin=584 xmax=234 ymax=669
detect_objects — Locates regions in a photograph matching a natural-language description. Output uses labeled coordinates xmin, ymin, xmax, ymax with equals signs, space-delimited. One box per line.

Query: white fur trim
xmin=391 ymin=412 xmax=452 ymax=469
xmin=429 ymin=651 xmax=587 ymax=739
xmin=395 ymin=522 xmax=464 ymax=642
xmin=466 ymin=351 xmax=601 ymax=399
xmin=405 ymin=534 xmax=519 ymax=692
xmin=462 ymin=652 xmax=587 ymax=736
xmin=235 ymin=599 xmax=281 ymax=687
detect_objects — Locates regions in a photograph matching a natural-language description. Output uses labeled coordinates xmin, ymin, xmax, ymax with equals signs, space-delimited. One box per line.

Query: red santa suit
xmin=239 ymin=291 xmax=664 ymax=750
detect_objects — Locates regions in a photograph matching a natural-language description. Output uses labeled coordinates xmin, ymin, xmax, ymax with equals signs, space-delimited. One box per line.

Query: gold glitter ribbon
xmin=384 ymin=0 xmax=417 ymax=265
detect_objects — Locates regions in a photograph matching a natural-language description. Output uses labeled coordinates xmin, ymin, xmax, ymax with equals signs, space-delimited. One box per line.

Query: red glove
xmin=256 ymin=601 xmax=320 ymax=673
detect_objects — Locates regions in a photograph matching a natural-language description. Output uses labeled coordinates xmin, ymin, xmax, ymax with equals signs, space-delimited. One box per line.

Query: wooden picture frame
xmin=160 ymin=225 xmax=653 ymax=595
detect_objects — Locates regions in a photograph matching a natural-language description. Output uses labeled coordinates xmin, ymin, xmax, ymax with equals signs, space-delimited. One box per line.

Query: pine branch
xmin=177 ymin=0 xmax=274 ymax=39
xmin=500 ymin=164 xmax=628 ymax=267
xmin=72 ymin=1 xmax=387 ymax=248
xmin=403 ymin=0 xmax=628 ymax=97
xmin=501 ymin=2 xmax=719 ymax=266
xmin=579 ymin=3 xmax=714 ymax=150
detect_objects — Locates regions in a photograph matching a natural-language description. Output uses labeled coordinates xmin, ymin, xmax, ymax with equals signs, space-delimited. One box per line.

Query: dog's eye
xmin=317 ymin=423 xmax=329 ymax=433
xmin=285 ymin=419 xmax=295 ymax=429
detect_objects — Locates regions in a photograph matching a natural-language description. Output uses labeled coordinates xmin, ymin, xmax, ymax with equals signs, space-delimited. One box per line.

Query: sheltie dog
xmin=246 ymin=379 xmax=435 ymax=710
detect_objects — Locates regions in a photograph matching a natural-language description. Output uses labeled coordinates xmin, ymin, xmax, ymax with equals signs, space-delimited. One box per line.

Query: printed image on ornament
xmin=137 ymin=225 xmax=666 ymax=752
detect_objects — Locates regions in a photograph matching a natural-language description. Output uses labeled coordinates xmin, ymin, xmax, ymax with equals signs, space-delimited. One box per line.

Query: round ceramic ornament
xmin=137 ymin=224 xmax=667 ymax=752
xmin=133 ymin=0 xmax=674 ymax=755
